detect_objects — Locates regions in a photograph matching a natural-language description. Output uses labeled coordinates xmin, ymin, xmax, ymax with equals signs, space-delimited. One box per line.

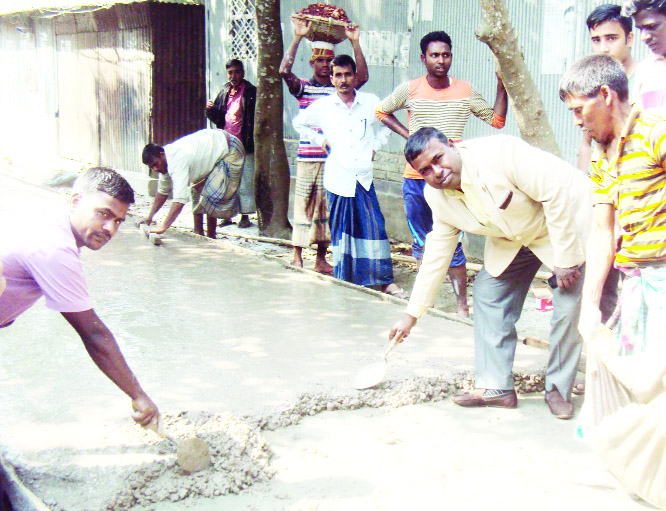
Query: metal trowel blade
xmin=353 ymin=361 xmax=387 ymax=390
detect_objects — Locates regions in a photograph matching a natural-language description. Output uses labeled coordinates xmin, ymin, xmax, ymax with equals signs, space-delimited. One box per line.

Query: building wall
xmin=204 ymin=0 xmax=649 ymax=242
xmin=0 ymin=14 xmax=58 ymax=169
xmin=0 ymin=2 xmax=205 ymax=185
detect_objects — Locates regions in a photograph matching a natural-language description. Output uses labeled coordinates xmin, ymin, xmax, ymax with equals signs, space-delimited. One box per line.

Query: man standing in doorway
xmin=578 ymin=4 xmax=637 ymax=171
xmin=293 ymin=55 xmax=407 ymax=298
xmin=206 ymin=59 xmax=257 ymax=228
xmin=376 ymin=31 xmax=508 ymax=318
xmin=280 ymin=18 xmax=368 ymax=275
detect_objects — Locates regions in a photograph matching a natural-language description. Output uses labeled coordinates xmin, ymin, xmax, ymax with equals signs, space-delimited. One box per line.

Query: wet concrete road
xmin=0 ymin=174 xmax=549 ymax=446
xmin=3 ymin=175 xmax=643 ymax=511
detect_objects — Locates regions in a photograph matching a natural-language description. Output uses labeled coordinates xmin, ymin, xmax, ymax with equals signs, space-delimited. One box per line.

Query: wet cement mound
xmin=249 ymin=370 xmax=546 ymax=431
xmin=14 ymin=412 xmax=274 ymax=511
xmin=15 ymin=371 xmax=546 ymax=510
xmin=109 ymin=411 xmax=275 ymax=509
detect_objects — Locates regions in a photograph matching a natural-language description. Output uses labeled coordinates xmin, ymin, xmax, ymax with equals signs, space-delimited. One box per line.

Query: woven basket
xmin=291 ymin=13 xmax=347 ymax=44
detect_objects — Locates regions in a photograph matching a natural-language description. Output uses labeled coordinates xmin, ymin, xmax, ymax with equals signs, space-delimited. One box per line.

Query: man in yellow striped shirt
xmin=560 ymin=54 xmax=666 ymax=323
xmin=559 ymin=52 xmax=666 ymax=509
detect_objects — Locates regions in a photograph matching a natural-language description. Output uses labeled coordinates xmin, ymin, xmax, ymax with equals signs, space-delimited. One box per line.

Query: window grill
xmin=228 ymin=0 xmax=257 ymax=61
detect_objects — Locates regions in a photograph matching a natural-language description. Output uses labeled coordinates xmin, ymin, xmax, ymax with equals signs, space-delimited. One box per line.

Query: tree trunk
xmin=476 ymin=0 xmax=561 ymax=157
xmin=254 ymin=0 xmax=292 ymax=238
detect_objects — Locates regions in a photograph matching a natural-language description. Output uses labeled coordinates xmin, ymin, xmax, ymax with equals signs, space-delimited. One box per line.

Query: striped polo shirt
xmin=292 ymin=77 xmax=336 ymax=162
xmin=590 ymin=107 xmax=666 ymax=266
xmin=376 ymin=75 xmax=505 ymax=179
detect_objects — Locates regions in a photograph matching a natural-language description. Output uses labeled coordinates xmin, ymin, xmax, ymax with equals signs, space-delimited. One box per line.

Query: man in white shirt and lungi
xmin=293 ymin=55 xmax=408 ymax=298
xmin=140 ymin=128 xmax=245 ymax=239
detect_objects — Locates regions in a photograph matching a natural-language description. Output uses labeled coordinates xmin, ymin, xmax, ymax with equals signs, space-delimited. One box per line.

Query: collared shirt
xmin=590 ymin=106 xmax=666 ymax=266
xmin=224 ymin=81 xmax=245 ymax=138
xmin=0 ymin=211 xmax=93 ymax=326
xmin=158 ymin=129 xmax=244 ymax=204
xmin=293 ymin=90 xmax=390 ymax=197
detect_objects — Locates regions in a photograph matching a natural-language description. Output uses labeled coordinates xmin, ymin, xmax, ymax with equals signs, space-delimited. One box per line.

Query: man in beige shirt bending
xmin=388 ymin=127 xmax=591 ymax=420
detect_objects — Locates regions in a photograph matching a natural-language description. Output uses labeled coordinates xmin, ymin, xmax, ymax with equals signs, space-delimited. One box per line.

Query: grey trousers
xmin=238 ymin=152 xmax=256 ymax=214
xmin=473 ymin=247 xmax=583 ymax=400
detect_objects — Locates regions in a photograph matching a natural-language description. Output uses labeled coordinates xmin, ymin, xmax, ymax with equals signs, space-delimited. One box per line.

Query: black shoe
xmin=219 ymin=218 xmax=232 ymax=227
xmin=238 ymin=215 xmax=251 ymax=228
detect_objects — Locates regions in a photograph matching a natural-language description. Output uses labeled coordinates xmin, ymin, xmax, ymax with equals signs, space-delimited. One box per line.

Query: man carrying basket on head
xmin=280 ymin=6 xmax=369 ymax=275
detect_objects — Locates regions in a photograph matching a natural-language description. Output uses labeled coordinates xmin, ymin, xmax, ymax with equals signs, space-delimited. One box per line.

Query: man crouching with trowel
xmin=0 ymin=167 xmax=159 ymax=426
xmin=388 ymin=128 xmax=592 ymax=420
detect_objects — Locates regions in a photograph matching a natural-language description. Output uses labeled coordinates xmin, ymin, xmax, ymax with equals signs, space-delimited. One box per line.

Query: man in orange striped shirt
xmin=376 ymin=31 xmax=507 ymax=318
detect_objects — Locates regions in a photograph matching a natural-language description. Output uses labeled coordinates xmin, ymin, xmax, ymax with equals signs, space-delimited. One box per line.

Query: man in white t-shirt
xmin=141 ymin=129 xmax=245 ymax=238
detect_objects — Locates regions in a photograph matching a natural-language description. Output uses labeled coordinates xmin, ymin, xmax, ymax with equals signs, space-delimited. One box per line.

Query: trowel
xmin=139 ymin=223 xmax=163 ymax=245
xmin=145 ymin=416 xmax=211 ymax=473
xmin=353 ymin=338 xmax=399 ymax=390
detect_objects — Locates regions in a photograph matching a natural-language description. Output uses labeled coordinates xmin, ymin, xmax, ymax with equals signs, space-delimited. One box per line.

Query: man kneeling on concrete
xmin=0 ymin=167 xmax=159 ymax=425
xmin=388 ymin=128 xmax=591 ymax=419
xmin=141 ymin=128 xmax=245 ymax=238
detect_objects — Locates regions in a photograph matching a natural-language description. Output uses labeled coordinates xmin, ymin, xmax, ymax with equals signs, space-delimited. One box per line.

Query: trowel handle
xmin=145 ymin=415 xmax=178 ymax=445
xmin=383 ymin=338 xmax=399 ymax=359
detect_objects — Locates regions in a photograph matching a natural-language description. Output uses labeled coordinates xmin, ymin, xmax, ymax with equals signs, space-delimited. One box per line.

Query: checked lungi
xmin=327 ymin=182 xmax=393 ymax=286
xmin=292 ymin=161 xmax=330 ymax=247
xmin=192 ymin=135 xmax=245 ymax=219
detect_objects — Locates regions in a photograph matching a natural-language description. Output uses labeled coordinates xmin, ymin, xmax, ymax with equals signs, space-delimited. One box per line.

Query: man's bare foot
xmin=290 ymin=259 xmax=303 ymax=268
xmin=314 ymin=260 xmax=334 ymax=275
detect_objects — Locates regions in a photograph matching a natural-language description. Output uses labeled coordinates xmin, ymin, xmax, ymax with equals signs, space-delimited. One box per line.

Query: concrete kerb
xmin=160 ymin=225 xmax=585 ymax=371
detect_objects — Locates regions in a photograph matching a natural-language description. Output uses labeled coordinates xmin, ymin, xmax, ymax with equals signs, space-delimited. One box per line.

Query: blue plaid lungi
xmin=195 ymin=159 xmax=243 ymax=219
xmin=327 ymin=183 xmax=393 ymax=286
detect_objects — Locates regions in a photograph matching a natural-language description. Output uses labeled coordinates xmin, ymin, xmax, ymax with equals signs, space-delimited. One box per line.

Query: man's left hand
xmin=150 ymin=225 xmax=168 ymax=235
xmin=345 ymin=23 xmax=360 ymax=42
xmin=553 ymin=265 xmax=581 ymax=289
xmin=132 ymin=393 xmax=159 ymax=427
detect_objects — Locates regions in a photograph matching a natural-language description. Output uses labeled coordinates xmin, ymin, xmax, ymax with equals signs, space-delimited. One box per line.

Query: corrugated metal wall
xmin=209 ymin=0 xmax=649 ymax=166
xmin=0 ymin=14 xmax=58 ymax=167
xmin=150 ymin=2 xmax=206 ymax=145
xmin=0 ymin=2 xmax=206 ymax=175
xmin=54 ymin=3 xmax=153 ymax=173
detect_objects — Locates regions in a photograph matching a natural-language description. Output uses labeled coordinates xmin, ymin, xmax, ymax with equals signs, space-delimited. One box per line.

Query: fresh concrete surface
xmin=0 ymin=175 xmax=647 ymax=510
